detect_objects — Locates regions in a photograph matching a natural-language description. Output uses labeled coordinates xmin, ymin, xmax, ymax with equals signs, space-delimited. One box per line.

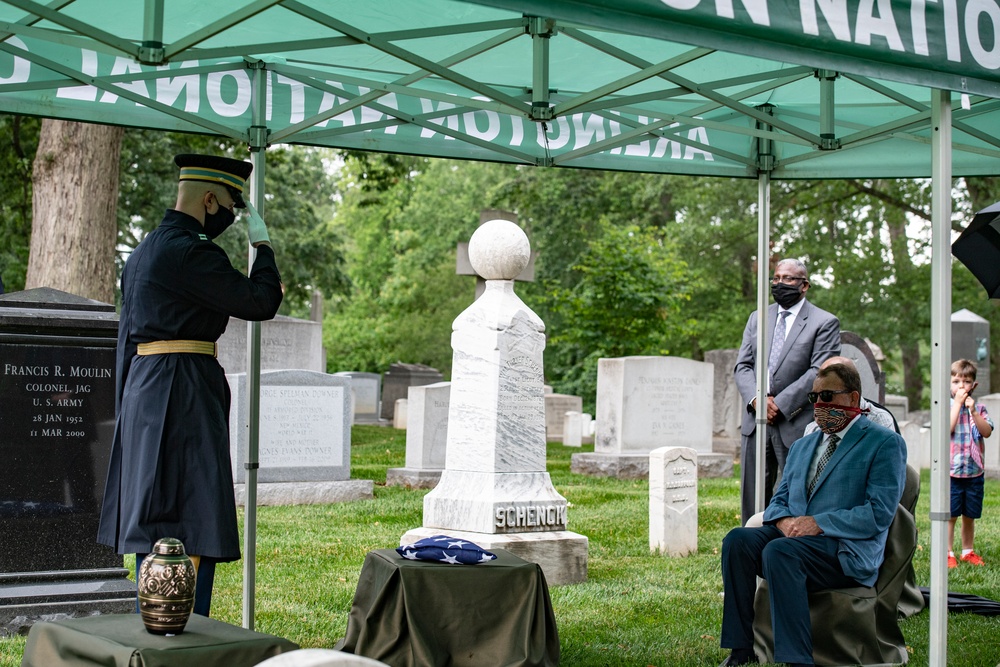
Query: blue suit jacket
xmin=763 ymin=416 xmax=907 ymax=586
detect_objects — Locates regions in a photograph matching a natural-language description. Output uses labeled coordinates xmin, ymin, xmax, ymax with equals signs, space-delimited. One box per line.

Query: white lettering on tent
xmin=685 ymin=126 xmax=714 ymax=160
xmin=942 ymin=0 xmax=962 ymax=62
xmin=609 ymin=115 xmax=689 ymax=159
xmin=465 ymin=97 xmax=501 ymax=141
xmin=651 ymin=124 xmax=684 ymax=159
xmin=573 ymin=113 xmax=607 ymax=149
xmin=267 ymin=73 xmax=305 ymax=124
xmin=206 ymin=69 xmax=251 ymax=117
xmin=316 ymin=83 xmax=357 ymax=127
xmin=910 ymin=0 xmax=931 ymax=56
xmin=660 ymin=0 xmax=699 ymax=10
xmin=537 ymin=116 xmax=571 ymax=150
xmin=155 ymin=61 xmax=200 ymax=112
xmin=0 ymin=36 xmax=30 ymax=84
xmin=358 ymin=87 xmax=398 ymax=131
xmin=714 ymin=0 xmax=770 ymax=26
xmin=510 ymin=114 xmax=525 ymax=146
xmin=965 ymin=0 xmax=1000 ymax=69
xmin=800 ymin=0 xmax=852 ymax=42
xmin=100 ymin=56 xmax=151 ymax=104
xmin=419 ymin=98 xmax=459 ymax=139
xmin=57 ymin=49 xmax=98 ymax=101
xmin=624 ymin=115 xmax=653 ymax=156
xmin=854 ymin=0 xmax=904 ymax=51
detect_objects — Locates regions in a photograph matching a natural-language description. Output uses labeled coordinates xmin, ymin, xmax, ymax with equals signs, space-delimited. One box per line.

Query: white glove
xmin=245 ymin=201 xmax=271 ymax=246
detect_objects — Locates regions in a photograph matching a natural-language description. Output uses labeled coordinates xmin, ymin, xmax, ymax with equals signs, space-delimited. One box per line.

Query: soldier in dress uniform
xmin=98 ymin=154 xmax=283 ymax=616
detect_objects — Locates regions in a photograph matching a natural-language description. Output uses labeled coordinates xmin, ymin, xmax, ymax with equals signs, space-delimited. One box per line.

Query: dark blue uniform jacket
xmin=98 ymin=209 xmax=282 ymax=560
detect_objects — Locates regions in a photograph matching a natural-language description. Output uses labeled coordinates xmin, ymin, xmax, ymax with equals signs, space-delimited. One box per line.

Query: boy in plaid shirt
xmin=949 ymin=359 xmax=994 ymax=568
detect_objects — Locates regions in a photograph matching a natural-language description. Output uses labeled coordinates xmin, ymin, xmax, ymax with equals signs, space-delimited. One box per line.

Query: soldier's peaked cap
xmin=175 ymin=154 xmax=253 ymax=208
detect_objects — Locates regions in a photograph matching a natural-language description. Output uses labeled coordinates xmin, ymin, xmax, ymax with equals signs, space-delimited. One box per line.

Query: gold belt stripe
xmin=136 ymin=340 xmax=218 ymax=357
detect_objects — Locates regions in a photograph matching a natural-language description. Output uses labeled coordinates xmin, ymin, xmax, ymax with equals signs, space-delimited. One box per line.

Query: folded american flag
xmin=396 ymin=535 xmax=498 ymax=565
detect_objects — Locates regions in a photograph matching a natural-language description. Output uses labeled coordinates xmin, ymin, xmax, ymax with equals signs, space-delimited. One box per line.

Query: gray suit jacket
xmin=734 ymin=299 xmax=841 ymax=446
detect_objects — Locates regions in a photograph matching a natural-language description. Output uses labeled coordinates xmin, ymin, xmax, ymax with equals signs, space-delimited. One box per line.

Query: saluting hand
xmin=245 ymin=201 xmax=271 ymax=248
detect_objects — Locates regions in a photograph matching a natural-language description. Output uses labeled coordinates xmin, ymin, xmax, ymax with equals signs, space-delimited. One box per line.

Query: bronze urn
xmin=137 ymin=537 xmax=196 ymax=634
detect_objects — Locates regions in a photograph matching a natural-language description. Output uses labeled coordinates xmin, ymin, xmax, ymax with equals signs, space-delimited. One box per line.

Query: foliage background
xmin=2 ymin=115 xmax=1000 ymax=412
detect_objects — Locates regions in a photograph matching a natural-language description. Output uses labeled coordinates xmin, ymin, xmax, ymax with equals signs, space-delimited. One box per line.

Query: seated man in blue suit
xmin=718 ymin=362 xmax=907 ymax=667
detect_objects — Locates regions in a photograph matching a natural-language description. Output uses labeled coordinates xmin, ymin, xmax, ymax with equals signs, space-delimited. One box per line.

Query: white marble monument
xmin=571 ymin=356 xmax=731 ymax=479
xmin=401 ymin=219 xmax=588 ymax=585
xmin=649 ymin=447 xmax=698 ymax=557
xmin=386 ymin=381 xmax=451 ymax=488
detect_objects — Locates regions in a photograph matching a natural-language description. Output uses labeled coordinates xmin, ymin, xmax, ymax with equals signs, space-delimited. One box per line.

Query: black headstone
xmin=380 ymin=363 xmax=443 ymax=421
xmin=0 ymin=288 xmax=134 ymax=635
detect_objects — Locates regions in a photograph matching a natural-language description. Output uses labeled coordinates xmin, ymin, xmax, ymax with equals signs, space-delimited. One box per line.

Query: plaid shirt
xmin=951 ymin=402 xmax=992 ymax=478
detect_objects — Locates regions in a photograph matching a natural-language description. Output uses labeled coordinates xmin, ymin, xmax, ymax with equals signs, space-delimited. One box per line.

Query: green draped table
xmin=20 ymin=613 xmax=298 ymax=667
xmin=339 ymin=548 xmax=560 ymax=667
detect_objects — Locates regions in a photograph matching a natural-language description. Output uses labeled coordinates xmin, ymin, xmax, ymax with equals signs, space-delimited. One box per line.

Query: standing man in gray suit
xmin=734 ymin=258 xmax=841 ymax=525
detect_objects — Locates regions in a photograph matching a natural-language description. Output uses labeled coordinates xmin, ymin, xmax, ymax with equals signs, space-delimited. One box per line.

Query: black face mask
xmin=203 ymin=206 xmax=236 ymax=239
xmin=771 ymin=281 xmax=803 ymax=309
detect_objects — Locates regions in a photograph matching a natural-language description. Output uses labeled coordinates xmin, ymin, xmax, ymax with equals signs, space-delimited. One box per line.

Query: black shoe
xmin=719 ymin=650 xmax=758 ymax=666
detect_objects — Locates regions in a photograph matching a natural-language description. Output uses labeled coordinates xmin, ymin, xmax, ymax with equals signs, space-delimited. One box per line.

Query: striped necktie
xmin=768 ymin=310 xmax=791 ymax=382
xmin=808 ymin=433 xmax=840 ymax=496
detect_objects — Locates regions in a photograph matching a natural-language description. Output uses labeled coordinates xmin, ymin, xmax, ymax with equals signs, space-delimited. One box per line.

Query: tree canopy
xmin=5 ymin=115 xmax=998 ymax=412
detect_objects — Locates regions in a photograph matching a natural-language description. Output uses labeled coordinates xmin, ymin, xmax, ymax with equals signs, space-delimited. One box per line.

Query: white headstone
xmin=883 ymin=394 xmax=908 ymax=424
xmin=334 ymin=371 xmax=382 ymax=423
xmin=705 ymin=349 xmax=741 ymax=457
xmin=563 ymin=411 xmax=583 ymax=447
xmin=596 ymin=356 xmax=714 ymax=454
xmin=403 ymin=219 xmax=587 ymax=585
xmin=979 ymin=393 xmax=1000 ymax=476
xmin=649 ymin=447 xmax=698 ymax=557
xmin=544 ymin=393 xmax=583 ymax=442
xmin=227 ymin=370 xmax=351 ymax=483
xmin=380 ymin=363 xmax=443 ymax=421
xmin=899 ymin=420 xmax=930 ymax=470
xmin=393 ymin=398 xmax=408 ymax=429
xmin=218 ymin=315 xmax=324 ymax=374
xmin=405 ymin=382 xmax=451 ymax=469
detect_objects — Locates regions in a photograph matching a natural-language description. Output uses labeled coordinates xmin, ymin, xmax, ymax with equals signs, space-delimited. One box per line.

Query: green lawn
xmin=3 ymin=425 xmax=999 ymax=666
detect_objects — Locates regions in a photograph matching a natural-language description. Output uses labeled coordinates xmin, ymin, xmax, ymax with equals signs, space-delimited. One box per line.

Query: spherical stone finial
xmin=469 ymin=219 xmax=530 ymax=280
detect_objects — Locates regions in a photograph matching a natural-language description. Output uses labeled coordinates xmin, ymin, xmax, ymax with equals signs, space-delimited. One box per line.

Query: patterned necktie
xmin=768 ymin=310 xmax=791 ymax=381
xmin=808 ymin=434 xmax=840 ymax=496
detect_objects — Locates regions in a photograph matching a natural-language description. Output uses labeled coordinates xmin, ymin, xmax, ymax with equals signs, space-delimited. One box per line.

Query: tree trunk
xmin=900 ymin=339 xmax=922 ymax=412
xmin=26 ymin=119 xmax=124 ymax=304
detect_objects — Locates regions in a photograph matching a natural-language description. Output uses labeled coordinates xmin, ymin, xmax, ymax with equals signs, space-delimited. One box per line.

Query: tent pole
xmin=928 ymin=88 xmax=952 ymax=667
xmin=754 ymin=168 xmax=771 ymax=517
xmin=242 ymin=61 xmax=268 ymax=632
xmin=752 ymin=113 xmax=774 ymax=519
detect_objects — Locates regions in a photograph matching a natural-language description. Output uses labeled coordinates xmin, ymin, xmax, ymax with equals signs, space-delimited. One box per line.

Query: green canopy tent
xmin=2 ymin=2 xmax=997 ymax=662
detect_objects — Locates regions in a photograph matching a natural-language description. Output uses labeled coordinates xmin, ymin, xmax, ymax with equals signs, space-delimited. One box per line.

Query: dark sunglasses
xmin=807 ymin=389 xmax=852 ymax=404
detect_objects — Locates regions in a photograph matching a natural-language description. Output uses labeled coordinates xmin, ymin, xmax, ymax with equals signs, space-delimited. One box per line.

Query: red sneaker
xmin=961 ymin=551 xmax=985 ymax=566
xmin=948 ymin=554 xmax=959 ymax=569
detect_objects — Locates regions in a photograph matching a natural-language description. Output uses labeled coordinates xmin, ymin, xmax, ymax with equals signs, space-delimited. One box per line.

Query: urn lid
xmin=152 ymin=537 xmax=188 ymax=556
